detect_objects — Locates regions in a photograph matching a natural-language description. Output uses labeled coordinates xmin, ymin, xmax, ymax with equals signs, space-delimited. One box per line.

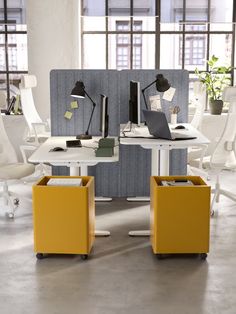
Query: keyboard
xmin=66 ymin=140 xmax=82 ymax=148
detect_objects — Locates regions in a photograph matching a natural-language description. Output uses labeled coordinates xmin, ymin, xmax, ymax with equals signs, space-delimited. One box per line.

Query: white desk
xmin=29 ymin=136 xmax=119 ymax=237
xmin=120 ymin=124 xmax=210 ymax=236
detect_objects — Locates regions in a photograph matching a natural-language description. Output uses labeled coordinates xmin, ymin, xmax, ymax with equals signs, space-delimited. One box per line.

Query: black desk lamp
xmin=71 ymin=80 xmax=96 ymax=140
xmin=142 ymin=74 xmax=170 ymax=110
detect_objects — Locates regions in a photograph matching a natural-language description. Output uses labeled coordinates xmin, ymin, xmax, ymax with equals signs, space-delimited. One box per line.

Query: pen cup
xmin=171 ymin=113 xmax=177 ymax=124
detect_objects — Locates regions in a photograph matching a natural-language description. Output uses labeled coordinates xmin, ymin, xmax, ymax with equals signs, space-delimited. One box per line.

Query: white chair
xmin=210 ymin=111 xmax=236 ymax=212
xmin=0 ymin=113 xmax=36 ymax=218
xmin=223 ymin=86 xmax=236 ymax=113
xmin=188 ymin=82 xmax=209 ymax=174
xmin=190 ymin=81 xmax=206 ymax=130
xmin=189 ymin=109 xmax=236 ymax=213
xmin=19 ymin=74 xmax=50 ymax=145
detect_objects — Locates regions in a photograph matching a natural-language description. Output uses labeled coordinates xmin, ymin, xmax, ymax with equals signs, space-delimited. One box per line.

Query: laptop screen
xmin=143 ymin=110 xmax=172 ymax=139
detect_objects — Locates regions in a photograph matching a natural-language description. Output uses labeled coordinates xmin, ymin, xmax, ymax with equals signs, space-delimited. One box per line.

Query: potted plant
xmin=195 ymin=55 xmax=232 ymax=115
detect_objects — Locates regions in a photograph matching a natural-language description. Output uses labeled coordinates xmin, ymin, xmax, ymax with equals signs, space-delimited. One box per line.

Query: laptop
xmin=143 ymin=110 xmax=197 ymax=141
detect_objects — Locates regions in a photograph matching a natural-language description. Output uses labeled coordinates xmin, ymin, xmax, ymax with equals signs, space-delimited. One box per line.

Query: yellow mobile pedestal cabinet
xmin=150 ymin=176 xmax=210 ymax=260
xmin=33 ymin=176 xmax=95 ymax=260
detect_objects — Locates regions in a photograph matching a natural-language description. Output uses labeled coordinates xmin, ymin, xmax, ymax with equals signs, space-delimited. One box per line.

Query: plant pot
xmin=209 ymin=100 xmax=223 ymax=115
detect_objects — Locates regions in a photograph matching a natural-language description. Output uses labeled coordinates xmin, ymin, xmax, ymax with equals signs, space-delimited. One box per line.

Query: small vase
xmin=209 ymin=99 xmax=223 ymax=115
xmin=170 ymin=113 xmax=177 ymax=124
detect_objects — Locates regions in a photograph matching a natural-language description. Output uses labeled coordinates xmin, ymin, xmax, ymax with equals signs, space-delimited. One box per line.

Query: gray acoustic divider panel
xmin=50 ymin=69 xmax=189 ymax=197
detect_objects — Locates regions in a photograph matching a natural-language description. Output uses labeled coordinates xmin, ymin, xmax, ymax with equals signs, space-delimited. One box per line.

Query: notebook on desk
xmin=143 ymin=110 xmax=197 ymax=141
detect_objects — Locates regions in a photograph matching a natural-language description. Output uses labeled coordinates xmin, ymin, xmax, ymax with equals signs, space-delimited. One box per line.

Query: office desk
xmin=29 ymin=136 xmax=119 ymax=237
xmin=120 ymin=124 xmax=210 ymax=236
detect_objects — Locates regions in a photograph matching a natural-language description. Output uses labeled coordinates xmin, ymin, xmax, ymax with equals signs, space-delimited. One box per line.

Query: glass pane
xmin=133 ymin=0 xmax=156 ymax=16
xmin=160 ymin=23 xmax=182 ymax=32
xmin=184 ymin=34 xmax=207 ymax=71
xmin=7 ymin=0 xmax=26 ymax=24
xmin=9 ymin=73 xmax=21 ymax=96
xmin=83 ymin=0 xmax=105 ymax=16
xmin=133 ymin=16 xmax=155 ymax=31
xmin=0 ymin=0 xmax=4 ymax=21
xmin=210 ymin=23 xmax=233 ymax=32
xmin=108 ymin=34 xmax=130 ymax=70
xmin=161 ymin=0 xmax=184 ymax=23
xmin=108 ymin=0 xmax=130 ymax=16
xmin=82 ymin=16 xmax=106 ymax=31
xmin=209 ymin=34 xmax=232 ymax=66
xmin=83 ymin=35 xmax=106 ymax=69
xmin=8 ymin=33 xmax=28 ymax=71
xmin=185 ymin=21 xmax=207 ymax=32
xmin=0 ymin=74 xmax=7 ymax=110
xmin=210 ymin=0 xmax=233 ymax=23
xmin=186 ymin=0 xmax=208 ymax=22
xmin=108 ymin=16 xmax=130 ymax=32
xmin=133 ymin=34 xmax=155 ymax=69
xmin=160 ymin=34 xmax=182 ymax=69
xmin=0 ymin=34 xmax=5 ymax=71
xmin=188 ymin=74 xmax=203 ymax=107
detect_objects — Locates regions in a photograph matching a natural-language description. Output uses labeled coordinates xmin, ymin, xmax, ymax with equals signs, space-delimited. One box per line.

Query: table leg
xmin=127 ymin=148 xmax=165 ymax=237
xmin=127 ymin=149 xmax=160 ymax=203
xmin=159 ymin=150 xmax=170 ymax=175
xmin=70 ymin=165 xmax=111 ymax=236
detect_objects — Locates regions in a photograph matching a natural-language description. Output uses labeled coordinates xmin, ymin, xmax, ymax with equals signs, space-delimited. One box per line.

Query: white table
xmin=29 ymin=136 xmax=119 ymax=237
xmin=120 ymin=124 xmax=210 ymax=236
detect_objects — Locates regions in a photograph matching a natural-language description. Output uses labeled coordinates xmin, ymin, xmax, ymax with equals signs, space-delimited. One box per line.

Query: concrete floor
xmin=0 ymin=172 xmax=236 ymax=314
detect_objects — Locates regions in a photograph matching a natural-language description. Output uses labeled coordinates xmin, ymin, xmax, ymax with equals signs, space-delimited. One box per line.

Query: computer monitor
xmin=99 ymin=94 xmax=109 ymax=138
xmin=129 ymin=81 xmax=141 ymax=126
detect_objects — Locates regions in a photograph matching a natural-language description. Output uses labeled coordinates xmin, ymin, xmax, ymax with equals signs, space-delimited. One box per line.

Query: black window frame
xmin=81 ymin=0 xmax=236 ymax=80
xmin=0 ymin=0 xmax=27 ymax=111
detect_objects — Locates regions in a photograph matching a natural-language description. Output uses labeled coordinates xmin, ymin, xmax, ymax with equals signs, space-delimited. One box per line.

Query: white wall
xmin=26 ymin=0 xmax=80 ymax=121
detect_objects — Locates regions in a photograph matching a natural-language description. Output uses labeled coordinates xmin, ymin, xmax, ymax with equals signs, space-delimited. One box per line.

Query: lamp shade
xmin=71 ymin=81 xmax=85 ymax=98
xmin=155 ymin=74 xmax=170 ymax=92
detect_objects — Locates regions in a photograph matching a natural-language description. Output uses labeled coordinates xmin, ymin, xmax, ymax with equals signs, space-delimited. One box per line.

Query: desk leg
xmin=128 ymin=149 xmax=161 ymax=236
xmin=159 ymin=150 xmax=170 ymax=175
xmin=127 ymin=149 xmax=160 ymax=202
xmin=70 ymin=166 xmax=111 ymax=236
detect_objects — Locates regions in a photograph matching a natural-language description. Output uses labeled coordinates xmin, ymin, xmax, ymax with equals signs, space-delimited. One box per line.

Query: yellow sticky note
xmin=64 ymin=111 xmax=73 ymax=120
xmin=71 ymin=101 xmax=78 ymax=109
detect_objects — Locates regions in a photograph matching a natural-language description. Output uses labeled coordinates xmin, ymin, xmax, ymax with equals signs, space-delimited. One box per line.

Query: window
xmin=0 ymin=0 xmax=27 ymax=112
xmin=81 ymin=1 xmax=236 ymax=85
xmin=116 ymin=20 xmax=142 ymax=70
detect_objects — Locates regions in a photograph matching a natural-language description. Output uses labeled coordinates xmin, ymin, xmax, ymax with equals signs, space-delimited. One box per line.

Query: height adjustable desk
xmin=120 ymin=124 xmax=210 ymax=236
xmin=29 ymin=136 xmax=119 ymax=237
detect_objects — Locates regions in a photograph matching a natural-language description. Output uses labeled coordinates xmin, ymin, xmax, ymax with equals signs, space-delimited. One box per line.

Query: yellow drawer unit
xmin=150 ymin=176 xmax=211 ymax=260
xmin=32 ymin=176 xmax=95 ymax=260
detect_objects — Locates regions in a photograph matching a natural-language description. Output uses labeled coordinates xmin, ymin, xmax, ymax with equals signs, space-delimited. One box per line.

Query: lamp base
xmin=76 ymin=134 xmax=92 ymax=140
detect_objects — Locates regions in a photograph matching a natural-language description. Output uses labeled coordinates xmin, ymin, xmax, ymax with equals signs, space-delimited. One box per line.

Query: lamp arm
xmin=84 ymin=89 xmax=96 ymax=105
xmin=141 ymin=90 xmax=149 ymax=110
xmin=141 ymin=79 xmax=157 ymax=110
xmin=85 ymin=103 xmax=96 ymax=135
xmin=141 ymin=79 xmax=157 ymax=93
xmin=84 ymin=89 xmax=96 ymax=135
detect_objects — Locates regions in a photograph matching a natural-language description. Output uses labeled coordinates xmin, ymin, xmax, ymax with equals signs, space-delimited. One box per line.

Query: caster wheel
xmin=200 ymin=253 xmax=207 ymax=260
xmin=8 ymin=212 xmax=14 ymax=219
xmin=81 ymin=254 xmax=88 ymax=260
xmin=36 ymin=253 xmax=44 ymax=260
xmin=13 ymin=198 xmax=20 ymax=206
xmin=156 ymin=254 xmax=164 ymax=260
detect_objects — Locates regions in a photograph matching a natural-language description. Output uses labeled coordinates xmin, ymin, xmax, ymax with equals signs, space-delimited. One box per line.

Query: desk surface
xmin=28 ymin=136 xmax=119 ymax=166
xmin=120 ymin=124 xmax=210 ymax=149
